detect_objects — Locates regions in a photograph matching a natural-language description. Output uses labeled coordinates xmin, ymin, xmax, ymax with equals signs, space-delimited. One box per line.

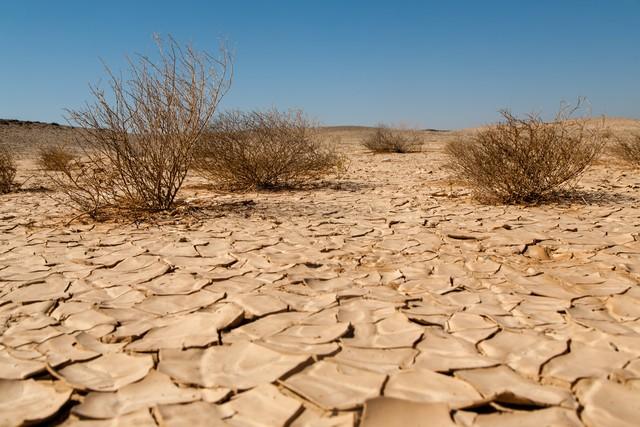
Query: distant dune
xmin=2 ymin=117 xmax=638 ymax=153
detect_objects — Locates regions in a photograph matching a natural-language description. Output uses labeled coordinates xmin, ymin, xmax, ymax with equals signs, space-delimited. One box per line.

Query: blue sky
xmin=1 ymin=0 xmax=639 ymax=129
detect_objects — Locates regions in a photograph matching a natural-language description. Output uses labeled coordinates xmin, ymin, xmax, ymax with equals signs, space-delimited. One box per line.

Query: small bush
xmin=46 ymin=156 xmax=117 ymax=218
xmin=445 ymin=105 xmax=605 ymax=203
xmin=194 ymin=109 xmax=345 ymax=189
xmin=51 ymin=35 xmax=231 ymax=217
xmin=0 ymin=144 xmax=17 ymax=193
xmin=362 ymin=125 xmax=423 ymax=153
xmin=37 ymin=145 xmax=75 ymax=171
xmin=612 ymin=134 xmax=640 ymax=165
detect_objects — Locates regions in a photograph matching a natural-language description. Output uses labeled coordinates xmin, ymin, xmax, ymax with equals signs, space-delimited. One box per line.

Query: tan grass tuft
xmin=362 ymin=125 xmax=423 ymax=153
xmin=194 ymin=109 xmax=345 ymax=189
xmin=445 ymin=103 xmax=605 ymax=204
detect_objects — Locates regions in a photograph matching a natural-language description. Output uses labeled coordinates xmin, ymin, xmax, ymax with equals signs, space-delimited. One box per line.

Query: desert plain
xmin=1 ymin=119 xmax=640 ymax=426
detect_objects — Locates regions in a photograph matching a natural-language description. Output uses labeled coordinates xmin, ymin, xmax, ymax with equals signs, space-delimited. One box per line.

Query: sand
xmin=1 ymin=121 xmax=640 ymax=426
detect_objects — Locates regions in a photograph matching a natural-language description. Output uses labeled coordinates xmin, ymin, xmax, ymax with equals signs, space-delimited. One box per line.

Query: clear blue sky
xmin=1 ymin=0 xmax=639 ymax=129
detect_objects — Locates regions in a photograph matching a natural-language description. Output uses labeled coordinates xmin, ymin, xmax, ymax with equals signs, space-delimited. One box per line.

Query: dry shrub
xmin=0 ymin=144 xmax=17 ymax=193
xmin=612 ymin=134 xmax=640 ymax=165
xmin=362 ymin=125 xmax=423 ymax=153
xmin=49 ymin=35 xmax=232 ymax=217
xmin=445 ymin=104 xmax=605 ymax=203
xmin=194 ymin=109 xmax=345 ymax=189
xmin=37 ymin=145 xmax=75 ymax=171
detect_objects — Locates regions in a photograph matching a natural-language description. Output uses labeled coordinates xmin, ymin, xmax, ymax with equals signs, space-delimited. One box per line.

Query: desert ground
xmin=1 ymin=119 xmax=640 ymax=426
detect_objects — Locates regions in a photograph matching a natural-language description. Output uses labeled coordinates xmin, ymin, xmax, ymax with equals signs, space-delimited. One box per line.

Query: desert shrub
xmin=50 ymin=35 xmax=232 ymax=217
xmin=612 ymin=134 xmax=640 ymax=165
xmin=362 ymin=125 xmax=423 ymax=153
xmin=0 ymin=144 xmax=17 ymax=193
xmin=193 ymin=109 xmax=345 ymax=189
xmin=37 ymin=145 xmax=75 ymax=171
xmin=445 ymin=105 xmax=605 ymax=203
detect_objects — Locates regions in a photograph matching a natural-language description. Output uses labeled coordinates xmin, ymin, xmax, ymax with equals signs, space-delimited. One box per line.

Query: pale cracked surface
xmin=1 ymin=126 xmax=640 ymax=426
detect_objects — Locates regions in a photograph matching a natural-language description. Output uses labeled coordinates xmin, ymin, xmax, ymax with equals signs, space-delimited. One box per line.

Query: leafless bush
xmin=612 ymin=134 xmax=640 ymax=165
xmin=50 ymin=35 xmax=232 ymax=217
xmin=193 ymin=109 xmax=345 ymax=189
xmin=37 ymin=145 xmax=75 ymax=171
xmin=445 ymin=104 xmax=605 ymax=203
xmin=362 ymin=125 xmax=423 ymax=153
xmin=0 ymin=144 xmax=17 ymax=193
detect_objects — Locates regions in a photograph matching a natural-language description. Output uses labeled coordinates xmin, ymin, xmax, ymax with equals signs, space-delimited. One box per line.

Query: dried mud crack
xmin=1 ymin=133 xmax=640 ymax=426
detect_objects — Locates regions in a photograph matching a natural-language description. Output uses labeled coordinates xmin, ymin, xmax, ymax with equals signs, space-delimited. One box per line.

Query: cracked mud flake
xmin=283 ymin=361 xmax=386 ymax=410
xmin=606 ymin=294 xmax=640 ymax=321
xmin=88 ymin=243 xmax=146 ymax=267
xmin=384 ymin=368 xmax=483 ymax=408
xmin=332 ymin=346 xmax=418 ymax=373
xmin=576 ymin=378 xmax=640 ymax=427
xmin=126 ymin=305 xmax=243 ymax=351
xmin=454 ymin=365 xmax=574 ymax=407
xmin=61 ymin=409 xmax=158 ymax=426
xmin=154 ymin=401 xmax=231 ymax=427
xmin=220 ymin=384 xmax=301 ymax=427
xmin=1 ymin=325 xmax=64 ymax=347
xmin=464 ymin=257 xmax=501 ymax=274
xmin=471 ymin=407 xmax=583 ymax=427
xmin=74 ymin=331 xmax=127 ymax=354
xmin=159 ymin=341 xmax=310 ymax=389
xmin=36 ymin=334 xmax=100 ymax=367
xmin=134 ymin=272 xmax=211 ymax=295
xmin=55 ymin=352 xmax=153 ymax=391
xmin=72 ymin=285 xmax=146 ymax=308
xmin=478 ymin=329 xmax=567 ymax=378
xmin=0 ymin=379 xmax=71 ymax=426
xmin=86 ymin=255 xmax=170 ymax=288
xmin=503 ymin=271 xmax=582 ymax=300
xmin=264 ymin=322 xmax=350 ymax=345
xmin=446 ymin=312 xmax=496 ymax=332
xmin=73 ymin=370 xmax=200 ymax=419
xmin=542 ymin=341 xmax=632 ymax=383
xmin=413 ymin=330 xmax=498 ymax=372
xmin=62 ymin=308 xmax=117 ymax=332
xmin=4 ymin=274 xmax=70 ymax=303
xmin=0 ymin=348 xmax=45 ymax=379
xmin=303 ymin=277 xmax=354 ymax=292
xmin=259 ymin=341 xmax=340 ymax=357
xmin=341 ymin=313 xmax=423 ymax=348
xmin=397 ymin=275 xmax=457 ymax=295
xmin=135 ymin=290 xmax=225 ymax=315
xmin=289 ymin=410 xmax=355 ymax=427
xmin=336 ymin=299 xmax=401 ymax=323
xmin=361 ymin=397 xmax=456 ymax=427
xmin=223 ymin=311 xmax=308 ymax=342
xmin=266 ymin=290 xmax=336 ymax=313
xmin=228 ymin=293 xmax=288 ymax=318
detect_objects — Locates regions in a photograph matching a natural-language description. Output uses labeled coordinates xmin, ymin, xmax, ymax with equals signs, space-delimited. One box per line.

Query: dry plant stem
xmin=362 ymin=125 xmax=423 ymax=153
xmin=50 ymin=35 xmax=232 ymax=216
xmin=37 ymin=145 xmax=75 ymax=171
xmin=0 ymin=143 xmax=17 ymax=193
xmin=445 ymin=103 xmax=605 ymax=204
xmin=613 ymin=134 xmax=640 ymax=165
xmin=194 ymin=109 xmax=345 ymax=189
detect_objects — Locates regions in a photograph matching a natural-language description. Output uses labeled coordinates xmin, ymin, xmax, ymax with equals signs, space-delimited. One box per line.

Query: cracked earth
xmin=1 ymin=127 xmax=640 ymax=426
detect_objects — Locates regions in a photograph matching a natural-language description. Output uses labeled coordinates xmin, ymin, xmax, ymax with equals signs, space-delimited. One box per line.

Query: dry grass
xmin=37 ymin=145 xmax=75 ymax=171
xmin=49 ymin=35 xmax=232 ymax=217
xmin=445 ymin=105 xmax=605 ymax=204
xmin=362 ymin=125 xmax=423 ymax=153
xmin=0 ymin=144 xmax=17 ymax=193
xmin=612 ymin=134 xmax=640 ymax=165
xmin=193 ymin=109 xmax=345 ymax=189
